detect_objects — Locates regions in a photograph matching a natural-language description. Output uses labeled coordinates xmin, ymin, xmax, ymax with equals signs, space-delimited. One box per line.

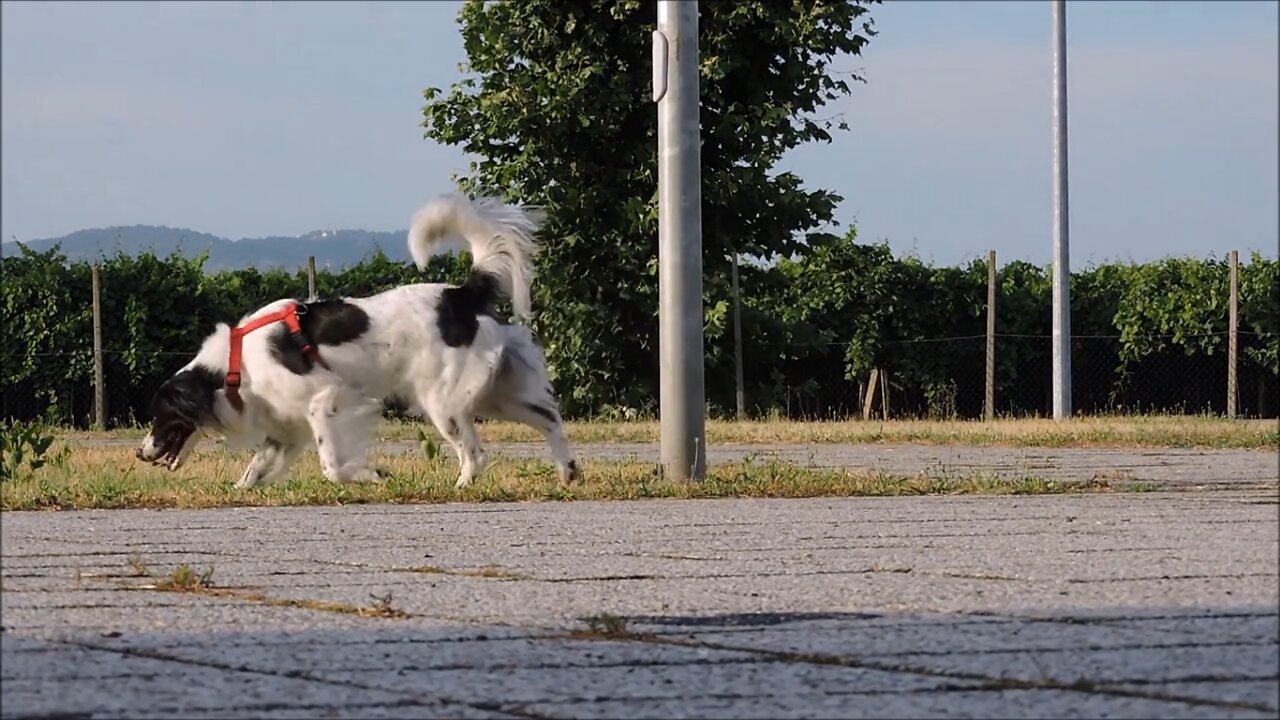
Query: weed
xmin=0 ymin=419 xmax=57 ymax=482
xmin=127 ymin=554 xmax=149 ymax=577
xmin=154 ymin=564 xmax=215 ymax=591
xmin=581 ymin=613 xmax=632 ymax=639
xmin=123 ymin=555 xmax=410 ymax=619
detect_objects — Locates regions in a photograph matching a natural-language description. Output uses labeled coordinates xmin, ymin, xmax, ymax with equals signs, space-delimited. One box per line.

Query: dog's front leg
xmin=308 ymin=386 xmax=384 ymax=484
xmin=235 ymin=439 xmax=285 ymax=489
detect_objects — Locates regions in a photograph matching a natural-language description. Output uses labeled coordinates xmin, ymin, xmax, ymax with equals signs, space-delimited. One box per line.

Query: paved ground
xmin=72 ymin=437 xmax=1280 ymax=489
xmin=3 ymin=488 xmax=1278 ymax=718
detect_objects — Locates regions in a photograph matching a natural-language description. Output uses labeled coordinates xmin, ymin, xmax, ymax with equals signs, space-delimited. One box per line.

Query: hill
xmin=12 ymin=225 xmax=411 ymax=271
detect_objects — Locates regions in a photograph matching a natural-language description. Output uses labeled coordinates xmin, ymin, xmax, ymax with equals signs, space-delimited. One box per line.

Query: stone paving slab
xmin=526 ymin=689 xmax=1278 ymax=720
xmin=2 ymin=488 xmax=1278 ymax=719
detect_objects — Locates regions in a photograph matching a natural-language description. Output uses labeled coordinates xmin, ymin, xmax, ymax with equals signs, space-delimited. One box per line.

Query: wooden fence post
xmin=1227 ymin=250 xmax=1238 ymax=419
xmin=862 ymin=368 xmax=880 ymax=421
xmin=985 ymin=249 xmax=996 ymax=421
xmin=879 ymin=369 xmax=890 ymax=421
xmin=92 ymin=264 xmax=106 ymax=430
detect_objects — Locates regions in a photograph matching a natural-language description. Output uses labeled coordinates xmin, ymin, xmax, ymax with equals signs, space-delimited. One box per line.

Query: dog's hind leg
xmin=479 ymin=337 xmax=578 ymax=483
xmin=489 ymin=398 xmax=578 ymax=483
xmin=439 ymin=340 xmax=505 ymax=489
xmin=422 ymin=391 xmax=487 ymax=489
xmin=420 ymin=393 xmax=467 ymax=480
xmin=451 ymin=414 xmax=488 ymax=488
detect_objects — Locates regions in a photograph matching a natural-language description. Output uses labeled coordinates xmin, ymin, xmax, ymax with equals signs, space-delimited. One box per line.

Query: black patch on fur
xmin=436 ymin=272 xmax=500 ymax=348
xmin=567 ymin=460 xmax=580 ymax=482
xmin=145 ymin=365 xmax=225 ymax=457
xmin=526 ymin=402 xmax=558 ymax=425
xmin=447 ymin=418 xmax=459 ymax=438
xmin=269 ymin=300 xmax=371 ymax=375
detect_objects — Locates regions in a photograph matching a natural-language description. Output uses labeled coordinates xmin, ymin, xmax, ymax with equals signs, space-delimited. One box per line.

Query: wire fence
xmin=745 ymin=332 xmax=1274 ymax=421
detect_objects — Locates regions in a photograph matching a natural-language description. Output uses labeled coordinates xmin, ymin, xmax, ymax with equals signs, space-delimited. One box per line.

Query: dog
xmin=135 ymin=193 xmax=579 ymax=489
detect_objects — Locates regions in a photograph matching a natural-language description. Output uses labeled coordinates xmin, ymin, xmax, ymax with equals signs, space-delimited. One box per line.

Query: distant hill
xmin=11 ymin=225 xmax=412 ymax=271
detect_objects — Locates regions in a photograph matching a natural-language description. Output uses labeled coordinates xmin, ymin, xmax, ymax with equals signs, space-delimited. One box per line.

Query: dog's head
xmin=136 ymin=364 xmax=225 ymax=471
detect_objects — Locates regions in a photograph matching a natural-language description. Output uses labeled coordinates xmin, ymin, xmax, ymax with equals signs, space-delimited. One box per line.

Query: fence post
xmin=730 ymin=252 xmax=745 ymax=420
xmin=307 ymin=256 xmax=317 ymax=302
xmin=862 ymin=368 xmax=880 ymax=421
xmin=985 ymin=249 xmax=996 ymax=421
xmin=92 ymin=264 xmax=106 ymax=430
xmin=879 ymin=369 xmax=890 ymax=421
xmin=1227 ymin=249 xmax=1238 ymax=419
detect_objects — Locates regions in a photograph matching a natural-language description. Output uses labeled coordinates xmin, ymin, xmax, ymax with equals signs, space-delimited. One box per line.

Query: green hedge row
xmin=1 ymin=239 xmax=1275 ymax=427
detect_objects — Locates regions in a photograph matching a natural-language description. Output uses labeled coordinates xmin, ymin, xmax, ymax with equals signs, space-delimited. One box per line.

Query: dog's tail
xmin=408 ymin=193 xmax=545 ymax=321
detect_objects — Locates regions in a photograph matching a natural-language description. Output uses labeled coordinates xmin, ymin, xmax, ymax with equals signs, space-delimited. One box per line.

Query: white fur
xmin=408 ymin=192 xmax=544 ymax=322
xmin=141 ymin=194 xmax=576 ymax=489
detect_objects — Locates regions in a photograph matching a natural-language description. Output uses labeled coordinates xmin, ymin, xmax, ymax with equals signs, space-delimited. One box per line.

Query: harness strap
xmin=225 ymin=302 xmax=326 ymax=412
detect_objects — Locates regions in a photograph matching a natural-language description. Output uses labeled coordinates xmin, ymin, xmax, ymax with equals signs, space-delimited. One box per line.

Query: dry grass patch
xmin=2 ymin=442 xmax=1153 ymax=512
xmin=398 ymin=564 xmax=530 ymax=580
xmin=120 ymin=556 xmax=410 ymax=618
xmin=59 ymin=415 xmax=1277 ymax=449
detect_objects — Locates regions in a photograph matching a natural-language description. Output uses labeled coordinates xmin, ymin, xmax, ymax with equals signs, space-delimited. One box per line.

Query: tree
xmin=423 ymin=0 xmax=879 ymax=416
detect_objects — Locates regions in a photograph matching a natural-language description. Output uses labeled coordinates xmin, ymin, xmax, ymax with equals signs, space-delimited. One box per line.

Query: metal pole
xmin=92 ymin=264 xmax=106 ymax=431
xmin=1 ymin=236 xmax=6 ymax=421
xmin=654 ymin=0 xmax=706 ymax=481
xmin=1051 ymin=0 xmax=1072 ymax=420
xmin=307 ymin=256 xmax=317 ymax=302
xmin=731 ymin=252 xmax=745 ymax=421
xmin=1227 ymin=250 xmax=1238 ymax=419
xmin=984 ymin=249 xmax=996 ymax=422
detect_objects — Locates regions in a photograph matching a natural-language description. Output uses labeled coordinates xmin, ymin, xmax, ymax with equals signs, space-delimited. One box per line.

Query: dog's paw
xmin=373 ymin=464 xmax=393 ymax=479
xmin=344 ymin=467 xmax=383 ymax=484
xmin=454 ymin=474 xmax=473 ymax=489
xmin=560 ymin=459 xmax=581 ymax=484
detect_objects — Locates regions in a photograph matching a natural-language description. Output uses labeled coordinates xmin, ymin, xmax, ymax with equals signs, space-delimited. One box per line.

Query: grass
xmin=398 ymin=564 xmax=531 ymax=580
xmin=2 ymin=442 xmax=1161 ymax=512
xmin=56 ymin=414 xmax=1279 ymax=450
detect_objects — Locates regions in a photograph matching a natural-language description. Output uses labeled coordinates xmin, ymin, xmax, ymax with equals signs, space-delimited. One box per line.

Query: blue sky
xmin=2 ymin=0 xmax=1276 ymax=267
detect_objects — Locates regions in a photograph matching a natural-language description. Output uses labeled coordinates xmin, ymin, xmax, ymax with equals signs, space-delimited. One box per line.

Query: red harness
xmin=225 ymin=301 xmax=326 ymax=412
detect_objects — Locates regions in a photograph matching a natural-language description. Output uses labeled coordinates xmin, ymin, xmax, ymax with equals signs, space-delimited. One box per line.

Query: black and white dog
xmin=135 ymin=193 xmax=578 ymax=489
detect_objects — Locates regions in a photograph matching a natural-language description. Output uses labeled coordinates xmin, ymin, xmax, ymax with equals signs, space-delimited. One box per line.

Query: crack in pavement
xmin=38 ymin=636 xmax=554 ymax=720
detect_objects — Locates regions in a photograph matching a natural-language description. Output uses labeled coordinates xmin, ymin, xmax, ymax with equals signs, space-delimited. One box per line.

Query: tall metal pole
xmin=1051 ymin=0 xmax=1072 ymax=420
xmin=1227 ymin=250 xmax=1239 ymax=419
xmin=984 ymin=249 xmax=996 ymax=422
xmin=731 ymin=251 xmax=745 ymax=421
xmin=92 ymin=264 xmax=106 ymax=431
xmin=654 ymin=0 xmax=706 ymax=481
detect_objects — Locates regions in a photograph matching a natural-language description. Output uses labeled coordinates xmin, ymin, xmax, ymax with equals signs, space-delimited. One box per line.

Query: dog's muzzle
xmin=136 ymin=435 xmax=185 ymax=471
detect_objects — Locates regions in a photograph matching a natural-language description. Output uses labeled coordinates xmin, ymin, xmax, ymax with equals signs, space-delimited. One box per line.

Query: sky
xmin=2 ymin=0 xmax=1276 ymax=268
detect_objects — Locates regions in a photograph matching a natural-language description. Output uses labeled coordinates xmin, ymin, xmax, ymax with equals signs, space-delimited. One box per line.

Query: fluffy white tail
xmin=408 ymin=193 xmax=545 ymax=321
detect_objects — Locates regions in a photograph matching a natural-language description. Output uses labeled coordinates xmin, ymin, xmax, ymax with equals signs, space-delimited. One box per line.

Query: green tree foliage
xmin=422 ymin=0 xmax=879 ymax=416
